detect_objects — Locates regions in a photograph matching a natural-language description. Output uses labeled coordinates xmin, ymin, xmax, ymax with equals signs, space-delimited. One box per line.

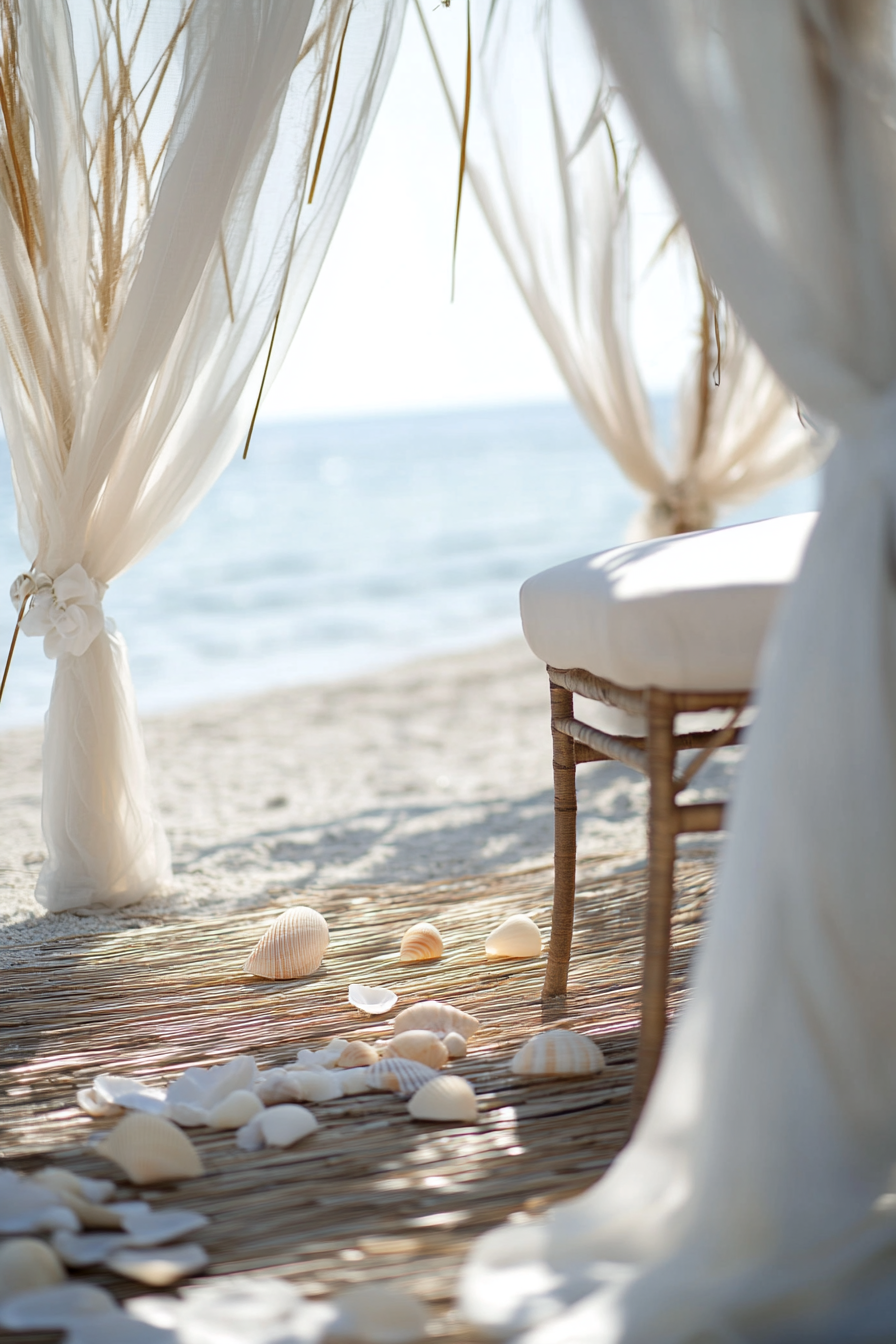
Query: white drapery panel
xmin=461 ymin=3 xmax=896 ymax=1340
xmin=416 ymin=0 xmax=819 ymax=539
xmin=1 ymin=0 xmax=405 ymax=911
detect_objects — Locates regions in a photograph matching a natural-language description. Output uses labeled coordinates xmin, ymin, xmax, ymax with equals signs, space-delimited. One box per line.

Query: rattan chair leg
xmin=630 ymin=688 xmax=676 ymax=1126
xmin=542 ymin=682 xmax=577 ymax=1000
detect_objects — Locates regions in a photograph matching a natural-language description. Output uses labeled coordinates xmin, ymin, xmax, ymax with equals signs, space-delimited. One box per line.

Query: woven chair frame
xmin=542 ymin=665 xmax=748 ymax=1126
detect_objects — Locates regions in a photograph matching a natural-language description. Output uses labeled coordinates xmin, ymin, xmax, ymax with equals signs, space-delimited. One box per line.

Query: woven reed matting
xmin=0 ymin=854 xmax=714 ymax=1341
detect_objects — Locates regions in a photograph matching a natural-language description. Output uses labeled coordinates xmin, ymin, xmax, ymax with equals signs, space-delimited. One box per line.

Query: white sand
xmin=0 ymin=638 xmax=739 ymax=964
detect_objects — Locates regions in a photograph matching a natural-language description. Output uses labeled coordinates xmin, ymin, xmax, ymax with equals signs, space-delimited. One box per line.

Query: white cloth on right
xmin=461 ymin=3 xmax=896 ymax=1340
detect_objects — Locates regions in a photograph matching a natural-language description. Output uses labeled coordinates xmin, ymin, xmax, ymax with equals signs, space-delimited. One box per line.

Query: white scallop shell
xmin=484 ymin=914 xmax=543 ymax=959
xmin=105 ymin=1242 xmax=209 ymax=1287
xmin=511 ymin=1029 xmax=605 ymax=1076
xmin=348 ymin=984 xmax=398 ymax=1015
xmin=442 ymin=1032 xmax=467 ymax=1060
xmin=236 ymin=1104 xmax=319 ymax=1151
xmin=0 ymin=1171 xmax=79 ymax=1235
xmin=398 ymin=922 xmax=443 ymax=963
xmin=329 ymin=1285 xmax=429 ymax=1344
xmin=0 ymin=1239 xmax=66 ymax=1302
xmin=243 ymin=906 xmax=329 ymax=980
xmin=95 ymin=1114 xmax=204 ymax=1185
xmin=33 ymin=1168 xmax=117 ymax=1206
xmin=364 ymin=1058 xmax=439 ymax=1096
xmin=207 ymin=1090 xmax=263 ymax=1129
xmin=392 ymin=1000 xmax=480 ymax=1041
xmin=384 ymin=1031 xmax=448 ymax=1070
xmin=407 ymin=1075 xmax=478 ymax=1123
xmin=337 ymin=1040 xmax=380 ymax=1068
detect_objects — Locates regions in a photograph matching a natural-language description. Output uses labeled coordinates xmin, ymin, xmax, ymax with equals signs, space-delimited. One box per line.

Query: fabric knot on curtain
xmin=12 ymin=566 xmax=107 ymax=660
xmin=638 ymin=481 xmax=715 ymax=539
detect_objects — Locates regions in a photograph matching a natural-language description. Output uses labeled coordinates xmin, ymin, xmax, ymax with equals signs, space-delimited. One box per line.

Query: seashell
xmin=50 ymin=1191 xmax=126 ymax=1230
xmin=0 ymin=1239 xmax=66 ymax=1302
xmin=207 ymin=1090 xmax=263 ymax=1130
xmin=76 ymin=1086 xmax=123 ymax=1118
xmin=51 ymin=1231 xmax=129 ymax=1268
xmin=364 ymin=1058 xmax=438 ymax=1096
xmin=33 ymin=1168 xmax=117 ymax=1206
xmin=237 ymin=1103 xmax=319 ymax=1151
xmin=105 ymin=1243 xmax=209 ymax=1287
xmin=294 ymin=1039 xmax=349 ymax=1069
xmin=279 ymin=1069 xmax=343 ymax=1103
xmin=95 ymin=1114 xmax=204 ymax=1185
xmin=398 ymin=921 xmax=443 ymax=963
xmin=329 ymin=1285 xmax=429 ymax=1344
xmin=384 ymin=1031 xmax=448 ymax=1069
xmin=91 ymin=1074 xmax=168 ymax=1115
xmin=485 ymin=914 xmax=542 ymax=959
xmin=348 ymin=984 xmax=397 ymax=1015
xmin=243 ymin=905 xmax=329 ymax=980
xmin=0 ymin=1170 xmax=79 ymax=1235
xmin=337 ymin=1040 xmax=380 ymax=1068
xmin=511 ymin=1028 xmax=605 ymax=1077
xmin=166 ymin=1056 xmax=259 ymax=1122
xmin=442 ymin=1031 xmax=467 ymax=1059
xmin=392 ymin=1000 xmax=480 ymax=1041
xmin=338 ymin=1067 xmax=373 ymax=1096
xmin=0 ymin=1283 xmax=118 ymax=1330
xmin=120 ymin=1207 xmax=209 ymax=1246
xmin=408 ymin=1075 xmax=478 ymax=1124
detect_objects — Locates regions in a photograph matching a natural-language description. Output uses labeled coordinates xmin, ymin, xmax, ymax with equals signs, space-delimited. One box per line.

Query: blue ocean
xmin=0 ymin=400 xmax=818 ymax=728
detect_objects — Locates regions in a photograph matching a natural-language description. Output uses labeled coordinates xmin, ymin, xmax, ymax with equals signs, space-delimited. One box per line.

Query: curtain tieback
xmin=10 ymin=564 xmax=108 ymax=659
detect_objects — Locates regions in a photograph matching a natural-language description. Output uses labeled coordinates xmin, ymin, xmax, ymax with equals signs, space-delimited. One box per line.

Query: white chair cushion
xmin=520 ymin=512 xmax=817 ymax=691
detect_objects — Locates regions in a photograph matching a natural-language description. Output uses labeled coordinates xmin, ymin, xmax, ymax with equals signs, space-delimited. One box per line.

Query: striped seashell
xmin=348 ymin=984 xmax=397 ymax=1015
xmin=393 ymin=1000 xmax=480 ymax=1041
xmin=485 ymin=914 xmax=542 ymax=959
xmin=337 ymin=1040 xmax=379 ymax=1068
xmin=408 ymin=1075 xmax=478 ymax=1124
xmin=95 ymin=1114 xmax=204 ymax=1185
xmin=442 ymin=1032 xmax=467 ymax=1060
xmin=399 ymin=921 xmax=443 ymax=963
xmin=105 ymin=1242 xmax=209 ymax=1287
xmin=0 ymin=1239 xmax=66 ymax=1302
xmin=511 ymin=1029 xmax=605 ymax=1077
xmin=384 ymin=1031 xmax=448 ymax=1070
xmin=329 ymin=1286 xmax=429 ymax=1344
xmin=364 ymin=1058 xmax=439 ymax=1096
xmin=243 ymin=906 xmax=329 ymax=980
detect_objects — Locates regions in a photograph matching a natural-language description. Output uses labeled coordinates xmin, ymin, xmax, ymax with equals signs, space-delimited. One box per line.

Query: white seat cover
xmin=520 ymin=512 xmax=817 ymax=691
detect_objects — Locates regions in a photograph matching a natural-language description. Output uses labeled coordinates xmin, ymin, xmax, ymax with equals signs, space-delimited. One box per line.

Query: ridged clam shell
xmin=0 ymin=1239 xmax=66 ymax=1302
xmin=364 ymin=1058 xmax=438 ymax=1096
xmin=408 ymin=1075 xmax=478 ymax=1123
xmin=330 ymin=1286 xmax=429 ymax=1344
xmin=484 ymin=914 xmax=542 ymax=959
xmin=511 ymin=1029 xmax=605 ymax=1076
xmin=392 ymin=1000 xmax=480 ymax=1041
xmin=398 ymin=921 xmax=443 ymax=963
xmin=348 ymin=984 xmax=397 ymax=1015
xmin=243 ymin=906 xmax=329 ymax=980
xmin=95 ymin=1114 xmax=204 ymax=1185
xmin=442 ymin=1032 xmax=467 ymax=1060
xmin=385 ymin=1031 xmax=448 ymax=1069
xmin=207 ymin=1090 xmax=263 ymax=1129
xmin=337 ymin=1040 xmax=380 ymax=1068
xmin=236 ymin=1104 xmax=319 ymax=1151
xmin=105 ymin=1243 xmax=209 ymax=1287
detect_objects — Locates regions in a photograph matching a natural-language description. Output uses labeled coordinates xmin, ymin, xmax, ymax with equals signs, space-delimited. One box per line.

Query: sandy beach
xmin=0 ymin=637 xmax=739 ymax=964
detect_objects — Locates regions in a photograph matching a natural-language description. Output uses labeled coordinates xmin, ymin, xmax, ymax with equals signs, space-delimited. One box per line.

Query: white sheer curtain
xmin=416 ymin=0 xmax=820 ymax=539
xmin=1 ymin=0 xmax=405 ymax=912
xmin=461 ymin=3 xmax=896 ymax=1340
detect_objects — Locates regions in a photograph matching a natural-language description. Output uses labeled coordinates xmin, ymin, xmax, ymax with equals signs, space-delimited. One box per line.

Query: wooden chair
xmin=520 ymin=513 xmax=817 ymax=1123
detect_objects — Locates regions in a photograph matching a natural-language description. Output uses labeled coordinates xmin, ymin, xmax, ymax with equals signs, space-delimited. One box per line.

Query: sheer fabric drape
xmin=0 ymin=0 xmax=404 ymax=911
xmin=461 ymin=3 xmax=896 ymax=1340
xmin=416 ymin=0 xmax=818 ymax=538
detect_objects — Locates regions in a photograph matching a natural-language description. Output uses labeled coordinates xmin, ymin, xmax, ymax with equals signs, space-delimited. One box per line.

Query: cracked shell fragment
xmin=384 ymin=1031 xmax=448 ymax=1069
xmin=0 ymin=1239 xmax=66 ymax=1302
xmin=408 ymin=1075 xmax=478 ymax=1124
xmin=243 ymin=905 xmax=329 ymax=980
xmin=95 ymin=1114 xmax=204 ymax=1185
xmin=484 ymin=914 xmax=542 ymax=959
xmin=392 ymin=1000 xmax=480 ymax=1041
xmin=236 ymin=1104 xmax=319 ymax=1151
xmin=348 ymin=984 xmax=397 ymax=1015
xmin=511 ymin=1028 xmax=605 ymax=1076
xmin=206 ymin=1090 xmax=263 ymax=1129
xmin=105 ymin=1243 xmax=209 ymax=1287
xmin=398 ymin=921 xmax=443 ymax=963
xmin=0 ymin=1170 xmax=79 ymax=1235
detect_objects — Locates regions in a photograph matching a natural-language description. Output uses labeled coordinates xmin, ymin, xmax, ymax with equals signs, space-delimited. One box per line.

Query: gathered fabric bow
xmin=11 ymin=564 xmax=108 ymax=659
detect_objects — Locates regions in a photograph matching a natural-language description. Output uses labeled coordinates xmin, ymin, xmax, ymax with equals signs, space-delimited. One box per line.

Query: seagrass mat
xmin=0 ymin=854 xmax=715 ymax=1341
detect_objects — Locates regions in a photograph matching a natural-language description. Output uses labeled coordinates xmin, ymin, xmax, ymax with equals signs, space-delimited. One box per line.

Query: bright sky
xmin=260 ymin=6 xmax=692 ymax=424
